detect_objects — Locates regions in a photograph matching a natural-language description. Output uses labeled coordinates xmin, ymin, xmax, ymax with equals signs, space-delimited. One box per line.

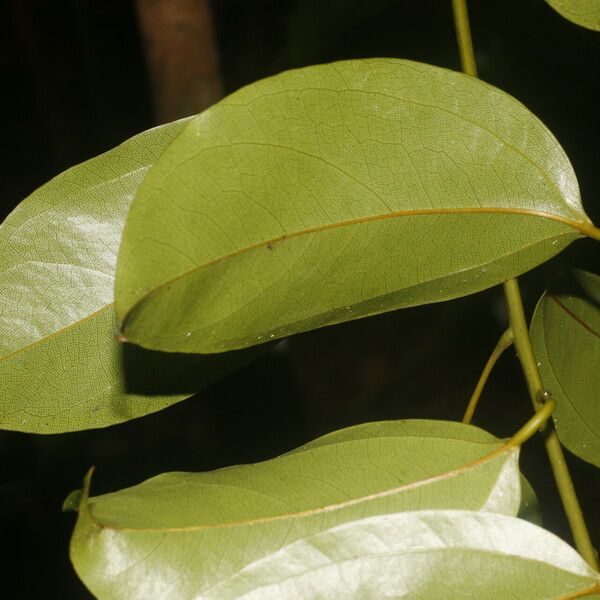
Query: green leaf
xmin=114 ymin=58 xmax=598 ymax=354
xmin=62 ymin=489 xmax=82 ymax=513
xmin=544 ymin=0 xmax=600 ymax=31
xmin=199 ymin=511 xmax=600 ymax=599
xmin=530 ymin=269 xmax=600 ymax=467
xmin=70 ymin=419 xmax=530 ymax=598
xmin=518 ymin=474 xmax=542 ymax=526
xmin=0 ymin=119 xmax=254 ymax=433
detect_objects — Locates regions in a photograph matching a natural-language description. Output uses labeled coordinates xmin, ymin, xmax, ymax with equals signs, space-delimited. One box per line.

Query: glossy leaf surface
xmin=531 ymin=269 xmax=600 ymax=466
xmin=71 ymin=419 xmax=528 ymax=598
xmin=545 ymin=0 xmax=600 ymax=30
xmin=115 ymin=58 xmax=596 ymax=353
xmin=202 ymin=511 xmax=600 ymax=599
xmin=225 ymin=511 xmax=600 ymax=599
xmin=0 ymin=119 xmax=252 ymax=433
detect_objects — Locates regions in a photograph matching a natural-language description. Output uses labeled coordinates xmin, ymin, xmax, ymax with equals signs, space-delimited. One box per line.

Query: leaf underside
xmin=69 ymin=419 xmax=545 ymax=598
xmin=531 ymin=269 xmax=600 ymax=467
xmin=115 ymin=58 xmax=591 ymax=354
xmin=544 ymin=0 xmax=600 ymax=30
xmin=0 ymin=118 xmax=255 ymax=433
xmin=200 ymin=511 xmax=600 ymax=599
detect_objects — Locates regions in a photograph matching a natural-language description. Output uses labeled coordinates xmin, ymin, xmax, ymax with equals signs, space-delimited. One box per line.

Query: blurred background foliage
xmin=1 ymin=1 xmax=599 ymax=597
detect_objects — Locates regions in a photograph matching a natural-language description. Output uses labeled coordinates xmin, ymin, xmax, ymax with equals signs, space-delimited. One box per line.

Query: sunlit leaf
xmin=204 ymin=511 xmax=600 ymax=599
xmin=70 ymin=419 xmax=530 ymax=598
xmin=115 ymin=58 xmax=597 ymax=354
xmin=530 ymin=269 xmax=600 ymax=467
xmin=0 ymin=119 xmax=253 ymax=433
xmin=544 ymin=0 xmax=600 ymax=31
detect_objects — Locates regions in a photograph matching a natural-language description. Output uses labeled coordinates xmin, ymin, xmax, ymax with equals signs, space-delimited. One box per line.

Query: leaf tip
xmin=83 ymin=466 xmax=95 ymax=490
xmin=62 ymin=467 xmax=95 ymax=513
xmin=62 ymin=489 xmax=83 ymax=513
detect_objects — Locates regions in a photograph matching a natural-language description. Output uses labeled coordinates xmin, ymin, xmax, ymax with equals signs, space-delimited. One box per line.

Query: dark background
xmin=1 ymin=1 xmax=599 ymax=597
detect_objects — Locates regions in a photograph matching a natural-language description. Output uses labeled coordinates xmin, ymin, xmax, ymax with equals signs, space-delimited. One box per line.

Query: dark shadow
xmin=122 ymin=341 xmax=267 ymax=395
xmin=547 ymin=268 xmax=600 ymax=314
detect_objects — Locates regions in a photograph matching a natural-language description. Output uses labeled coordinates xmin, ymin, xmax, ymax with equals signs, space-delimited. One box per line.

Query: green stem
xmin=504 ymin=279 xmax=599 ymax=569
xmin=578 ymin=221 xmax=600 ymax=242
xmin=451 ymin=0 xmax=478 ymax=77
xmin=462 ymin=328 xmax=513 ymax=424
xmin=556 ymin=582 xmax=600 ymax=600
xmin=451 ymin=0 xmax=598 ymax=571
xmin=507 ymin=397 xmax=555 ymax=448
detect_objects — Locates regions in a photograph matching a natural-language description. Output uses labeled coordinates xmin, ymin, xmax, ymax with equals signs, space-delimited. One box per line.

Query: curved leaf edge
xmin=67 ymin=419 xmax=525 ymax=534
xmin=113 ymin=58 xmax=600 ymax=353
xmin=530 ymin=269 xmax=600 ymax=468
xmin=544 ymin=0 xmax=600 ymax=31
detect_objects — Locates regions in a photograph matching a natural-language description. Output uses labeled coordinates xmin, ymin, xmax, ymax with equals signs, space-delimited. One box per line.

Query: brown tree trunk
xmin=135 ymin=0 xmax=223 ymax=123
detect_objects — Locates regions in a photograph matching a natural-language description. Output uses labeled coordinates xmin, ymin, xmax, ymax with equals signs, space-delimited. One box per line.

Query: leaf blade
xmin=530 ymin=269 xmax=600 ymax=466
xmin=545 ymin=0 xmax=600 ymax=31
xmin=205 ymin=511 xmax=600 ymax=600
xmin=70 ymin=419 xmax=531 ymax=598
xmin=115 ymin=58 xmax=593 ymax=353
xmin=0 ymin=119 xmax=253 ymax=433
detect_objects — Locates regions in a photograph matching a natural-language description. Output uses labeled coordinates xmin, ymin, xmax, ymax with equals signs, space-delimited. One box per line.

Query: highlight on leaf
xmin=69 ymin=419 xmax=535 ymax=598
xmin=0 ymin=118 xmax=256 ymax=433
xmin=198 ymin=511 xmax=600 ymax=599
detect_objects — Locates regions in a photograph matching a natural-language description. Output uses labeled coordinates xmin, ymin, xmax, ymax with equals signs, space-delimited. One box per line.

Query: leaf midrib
xmin=120 ymin=207 xmax=586 ymax=329
xmin=87 ymin=442 xmax=515 ymax=533
xmin=551 ymin=295 xmax=600 ymax=339
xmin=0 ymin=303 xmax=114 ymax=364
xmin=2 ymin=209 xmax=580 ymax=362
xmin=0 ymin=162 xmax=156 ymax=362
xmin=542 ymin=300 xmax=600 ymax=444
xmin=120 ymin=66 xmax=600 ymax=322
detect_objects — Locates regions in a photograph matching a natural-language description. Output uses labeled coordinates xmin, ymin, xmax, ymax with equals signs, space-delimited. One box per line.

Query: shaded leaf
xmin=70 ymin=419 xmax=528 ymax=598
xmin=545 ymin=0 xmax=600 ymax=30
xmin=518 ymin=474 xmax=542 ymax=526
xmin=62 ymin=490 xmax=82 ymax=513
xmin=0 ymin=119 xmax=254 ymax=433
xmin=530 ymin=269 xmax=600 ymax=467
xmin=115 ymin=58 xmax=597 ymax=354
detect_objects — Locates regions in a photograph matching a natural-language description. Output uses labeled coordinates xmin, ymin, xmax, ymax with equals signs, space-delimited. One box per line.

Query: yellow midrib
xmin=3 ymin=207 xmax=597 ymax=361
xmin=550 ymin=296 xmax=600 ymax=339
xmin=87 ymin=441 xmax=515 ymax=533
xmin=0 ymin=303 xmax=114 ymax=364
xmin=119 ymin=206 xmax=594 ymax=327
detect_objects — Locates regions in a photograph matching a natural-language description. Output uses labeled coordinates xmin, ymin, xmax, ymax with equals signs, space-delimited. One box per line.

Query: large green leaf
xmin=545 ymin=0 xmax=600 ymax=31
xmin=0 ymin=119 xmax=253 ymax=433
xmin=115 ymin=58 xmax=598 ymax=354
xmin=70 ymin=419 xmax=530 ymax=598
xmin=199 ymin=511 xmax=600 ymax=599
xmin=530 ymin=269 xmax=600 ymax=467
